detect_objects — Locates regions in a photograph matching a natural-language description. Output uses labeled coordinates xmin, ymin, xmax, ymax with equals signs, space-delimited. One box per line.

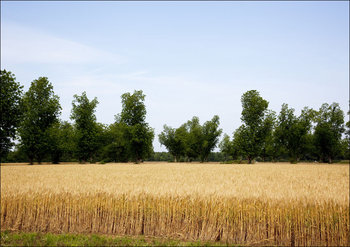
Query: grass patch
xmin=0 ymin=231 xmax=228 ymax=247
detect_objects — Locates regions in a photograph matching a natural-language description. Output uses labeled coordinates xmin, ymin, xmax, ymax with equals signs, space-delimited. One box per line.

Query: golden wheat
xmin=1 ymin=163 xmax=349 ymax=246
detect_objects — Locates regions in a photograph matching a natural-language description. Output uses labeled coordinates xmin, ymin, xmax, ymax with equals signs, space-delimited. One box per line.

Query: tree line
xmin=1 ymin=70 xmax=154 ymax=164
xmin=160 ymin=90 xmax=349 ymax=163
xmin=1 ymin=69 xmax=349 ymax=164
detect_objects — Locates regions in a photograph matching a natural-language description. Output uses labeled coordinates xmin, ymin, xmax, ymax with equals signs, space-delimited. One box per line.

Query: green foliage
xmin=0 ymin=70 xmax=23 ymax=160
xmin=259 ymin=110 xmax=276 ymax=161
xmin=102 ymin=122 xmax=130 ymax=162
xmin=120 ymin=90 xmax=146 ymax=126
xmin=219 ymin=134 xmax=233 ymax=161
xmin=0 ymin=231 xmax=224 ymax=246
xmin=274 ymin=104 xmax=315 ymax=163
xmin=71 ymin=92 xmax=99 ymax=163
xmin=314 ymin=103 xmax=345 ymax=163
xmin=128 ymin=123 xmax=155 ymax=163
xmin=118 ymin=90 xmax=154 ymax=163
xmin=234 ymin=90 xmax=271 ymax=163
xmin=200 ymin=115 xmax=222 ymax=162
xmin=146 ymin=152 xmax=174 ymax=162
xmin=183 ymin=117 xmax=204 ymax=161
xmin=2 ymin=70 xmax=348 ymax=165
xmin=241 ymin=90 xmax=269 ymax=128
xmin=159 ymin=116 xmax=222 ymax=162
xmin=343 ymin=111 xmax=350 ymax=160
xmin=159 ymin=125 xmax=185 ymax=162
xmin=47 ymin=121 xmax=77 ymax=163
xmin=18 ymin=77 xmax=61 ymax=164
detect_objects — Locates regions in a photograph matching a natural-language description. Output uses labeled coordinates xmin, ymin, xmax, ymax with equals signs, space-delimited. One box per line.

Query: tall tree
xmin=275 ymin=104 xmax=315 ymax=163
xmin=19 ymin=77 xmax=61 ymax=164
xmin=103 ymin=122 xmax=130 ymax=162
xmin=314 ymin=103 xmax=345 ymax=163
xmin=200 ymin=115 xmax=222 ymax=162
xmin=344 ymin=110 xmax=350 ymax=160
xmin=119 ymin=90 xmax=154 ymax=163
xmin=71 ymin=92 xmax=99 ymax=163
xmin=159 ymin=125 xmax=186 ymax=162
xmin=237 ymin=90 xmax=270 ymax=163
xmin=0 ymin=70 xmax=23 ymax=161
xmin=259 ymin=110 xmax=276 ymax=162
xmin=183 ymin=116 xmax=203 ymax=161
xmin=219 ymin=134 xmax=232 ymax=161
xmin=231 ymin=125 xmax=249 ymax=161
xmin=120 ymin=90 xmax=147 ymax=126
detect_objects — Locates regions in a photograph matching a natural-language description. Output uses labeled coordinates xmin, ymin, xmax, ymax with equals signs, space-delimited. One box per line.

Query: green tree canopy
xmin=118 ymin=90 xmax=154 ymax=163
xmin=235 ymin=90 xmax=271 ymax=163
xmin=219 ymin=134 xmax=232 ymax=161
xmin=182 ymin=116 xmax=203 ymax=161
xmin=19 ymin=77 xmax=61 ymax=164
xmin=0 ymin=70 xmax=23 ymax=160
xmin=159 ymin=125 xmax=186 ymax=162
xmin=47 ymin=121 xmax=76 ymax=163
xmin=314 ymin=103 xmax=345 ymax=163
xmin=120 ymin=90 xmax=146 ymax=126
xmin=274 ymin=104 xmax=315 ymax=163
xmin=200 ymin=115 xmax=222 ymax=162
xmin=160 ymin=116 xmax=222 ymax=162
xmin=71 ymin=92 xmax=99 ymax=163
xmin=102 ymin=122 xmax=130 ymax=162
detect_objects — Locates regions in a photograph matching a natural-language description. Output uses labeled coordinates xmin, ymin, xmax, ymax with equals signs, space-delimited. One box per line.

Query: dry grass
xmin=1 ymin=162 xmax=349 ymax=246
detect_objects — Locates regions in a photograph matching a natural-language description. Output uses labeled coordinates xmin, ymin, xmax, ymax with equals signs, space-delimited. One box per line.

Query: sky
xmin=1 ymin=1 xmax=349 ymax=152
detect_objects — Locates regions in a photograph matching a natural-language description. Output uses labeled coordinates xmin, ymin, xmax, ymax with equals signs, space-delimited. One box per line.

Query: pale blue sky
xmin=1 ymin=2 xmax=349 ymax=151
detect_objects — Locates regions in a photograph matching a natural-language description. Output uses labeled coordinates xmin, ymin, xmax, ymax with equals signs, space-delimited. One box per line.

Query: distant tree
xmin=314 ymin=103 xmax=345 ymax=163
xmin=200 ymin=115 xmax=222 ymax=162
xmin=259 ymin=110 xmax=276 ymax=162
xmin=231 ymin=125 xmax=248 ymax=161
xmin=58 ymin=121 xmax=76 ymax=162
xmin=237 ymin=90 xmax=270 ymax=163
xmin=119 ymin=90 xmax=154 ymax=163
xmin=219 ymin=134 xmax=233 ymax=161
xmin=19 ymin=77 xmax=61 ymax=164
xmin=120 ymin=90 xmax=147 ymax=126
xmin=274 ymin=104 xmax=315 ymax=163
xmin=160 ymin=115 xmax=221 ymax=162
xmin=346 ymin=111 xmax=350 ymax=140
xmin=71 ymin=92 xmax=99 ymax=163
xmin=182 ymin=117 xmax=203 ymax=161
xmin=103 ymin=121 xmax=130 ymax=163
xmin=344 ymin=111 xmax=350 ymax=160
xmin=47 ymin=122 xmax=63 ymax=164
xmin=159 ymin=125 xmax=186 ymax=162
xmin=0 ymin=70 xmax=23 ymax=161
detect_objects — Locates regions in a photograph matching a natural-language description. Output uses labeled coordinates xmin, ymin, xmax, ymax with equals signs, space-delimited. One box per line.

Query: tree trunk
xmin=328 ymin=157 xmax=332 ymax=164
xmin=248 ymin=157 xmax=252 ymax=164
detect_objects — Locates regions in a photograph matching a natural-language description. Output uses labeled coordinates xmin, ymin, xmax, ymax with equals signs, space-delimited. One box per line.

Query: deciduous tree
xmin=159 ymin=125 xmax=186 ymax=162
xmin=71 ymin=92 xmax=99 ymax=163
xmin=200 ymin=115 xmax=222 ymax=162
xmin=19 ymin=77 xmax=61 ymax=164
xmin=314 ymin=103 xmax=345 ymax=163
xmin=275 ymin=104 xmax=315 ymax=163
xmin=219 ymin=134 xmax=232 ymax=161
xmin=119 ymin=90 xmax=154 ymax=163
xmin=0 ymin=70 xmax=23 ymax=161
xmin=237 ymin=90 xmax=270 ymax=163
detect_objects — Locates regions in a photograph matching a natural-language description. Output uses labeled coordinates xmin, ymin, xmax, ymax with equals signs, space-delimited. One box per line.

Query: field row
xmin=1 ymin=163 xmax=349 ymax=204
xmin=1 ymin=193 xmax=349 ymax=246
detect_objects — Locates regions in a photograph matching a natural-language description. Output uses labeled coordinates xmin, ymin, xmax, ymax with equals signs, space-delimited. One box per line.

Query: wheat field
xmin=1 ymin=162 xmax=349 ymax=246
